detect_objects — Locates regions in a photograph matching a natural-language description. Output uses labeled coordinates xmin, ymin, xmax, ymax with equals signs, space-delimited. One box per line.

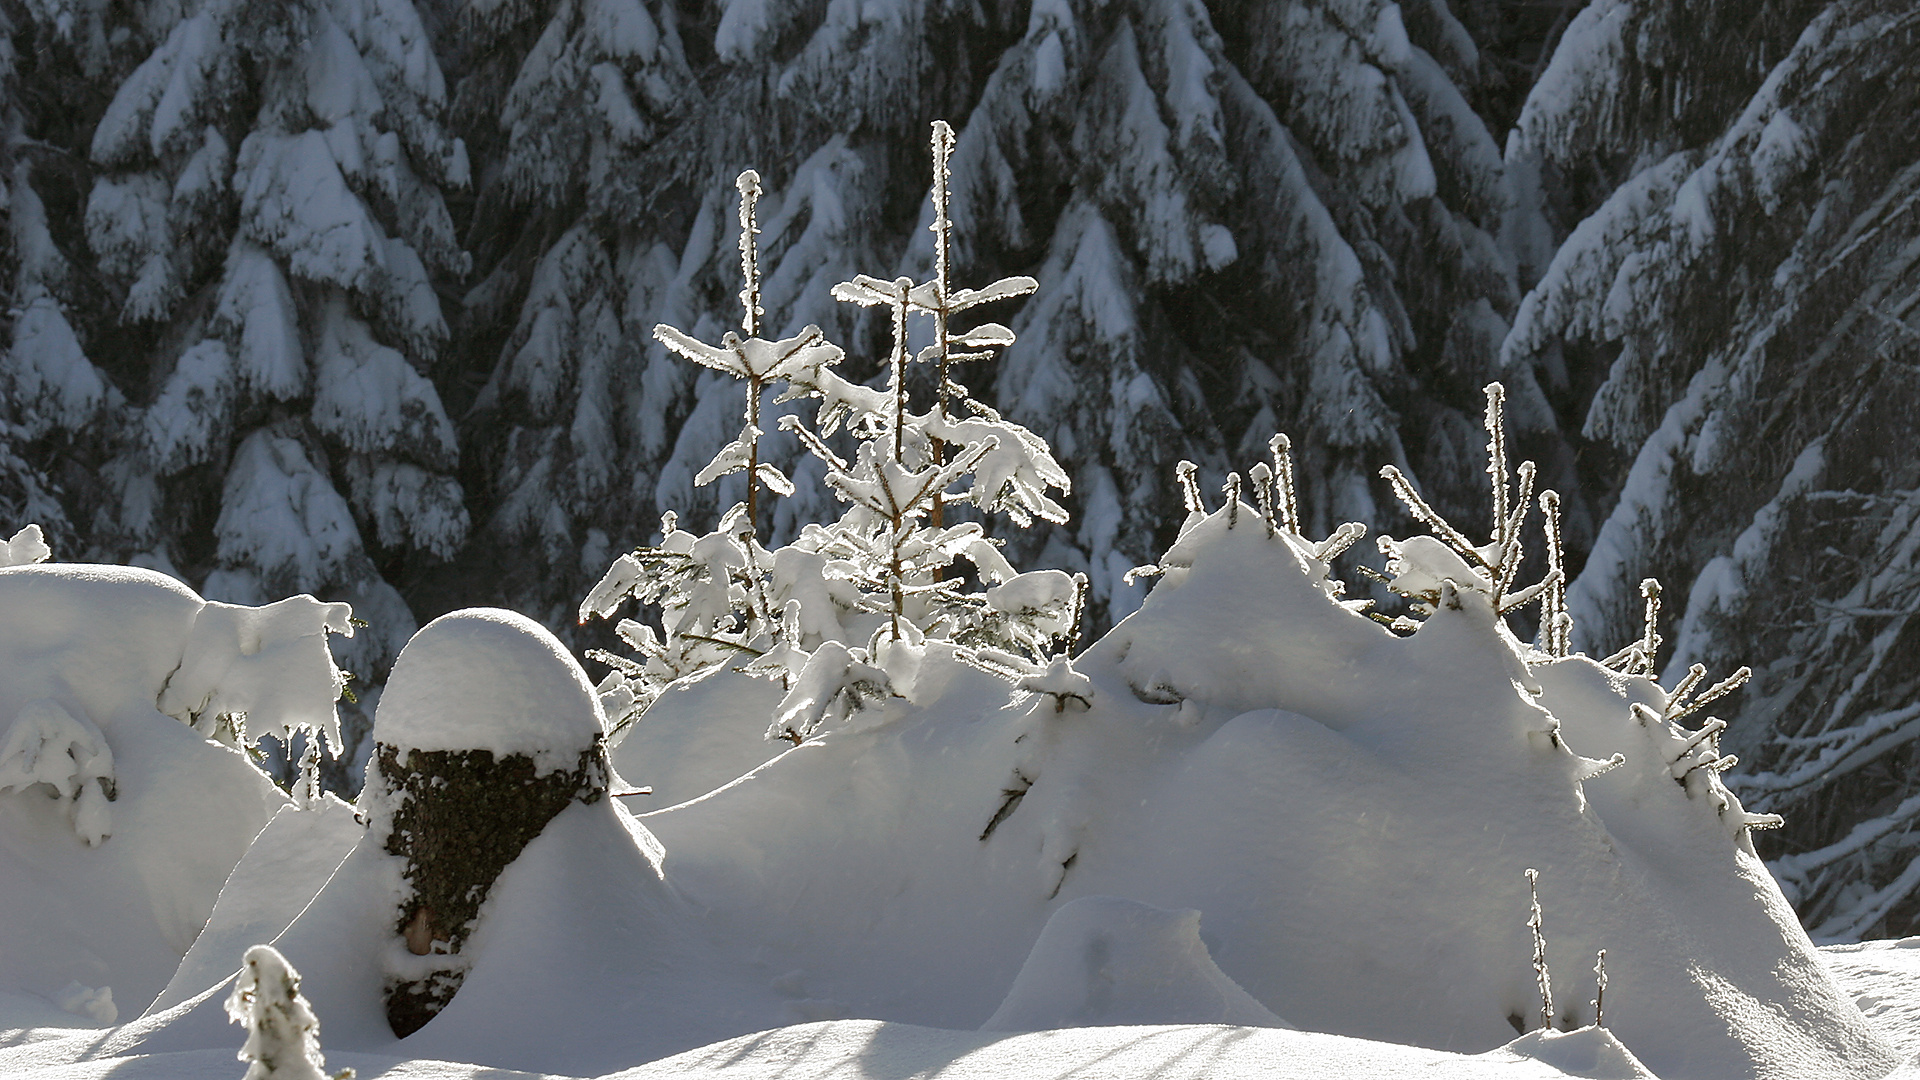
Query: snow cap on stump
xmin=376 ymin=608 xmax=605 ymax=773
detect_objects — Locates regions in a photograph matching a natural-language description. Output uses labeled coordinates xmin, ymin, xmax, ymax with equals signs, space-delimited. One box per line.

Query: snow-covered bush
xmin=583 ymin=125 xmax=1084 ymax=745
xmin=226 ymin=944 xmax=345 ymax=1080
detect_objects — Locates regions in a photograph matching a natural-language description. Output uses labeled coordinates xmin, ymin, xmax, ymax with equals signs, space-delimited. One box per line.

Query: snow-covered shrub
xmin=584 ymin=125 xmax=1084 ymax=745
xmin=226 ymin=943 xmax=346 ymax=1080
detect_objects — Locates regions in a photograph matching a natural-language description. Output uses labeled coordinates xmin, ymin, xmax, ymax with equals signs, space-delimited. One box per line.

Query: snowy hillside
xmin=2 ymin=449 xmax=1918 ymax=1078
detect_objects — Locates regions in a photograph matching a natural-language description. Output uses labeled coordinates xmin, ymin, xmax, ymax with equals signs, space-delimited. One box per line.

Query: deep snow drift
xmin=0 ymin=557 xmax=349 ymax=1023
xmin=0 ymin=506 xmax=1913 ymax=1079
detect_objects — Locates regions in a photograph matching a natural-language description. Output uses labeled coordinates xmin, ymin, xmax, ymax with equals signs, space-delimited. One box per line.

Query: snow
xmin=373 ymin=608 xmax=606 ymax=773
xmin=0 ymin=562 xmax=355 ymax=1020
xmin=144 ymin=340 xmax=236 ymax=474
xmin=1822 ymin=938 xmax=1920 ymax=1061
xmin=982 ymin=896 xmax=1288 ymax=1031
xmin=215 ymin=430 xmax=363 ymax=595
xmin=7 ymin=290 xmax=105 ymax=436
xmin=216 ymin=242 xmax=309 ymax=401
xmin=399 ymin=502 xmax=1878 ymax=1077
xmin=2 ymin=524 xmax=52 ymax=566
xmin=236 ymin=129 xmax=388 ymax=293
xmin=152 ymin=799 xmax=363 ymax=1014
xmin=3 ymin=518 xmax=1920 ymax=1079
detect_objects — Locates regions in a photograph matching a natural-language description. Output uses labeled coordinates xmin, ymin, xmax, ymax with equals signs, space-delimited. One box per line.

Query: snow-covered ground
xmin=2 ymin=506 xmax=1917 ymax=1079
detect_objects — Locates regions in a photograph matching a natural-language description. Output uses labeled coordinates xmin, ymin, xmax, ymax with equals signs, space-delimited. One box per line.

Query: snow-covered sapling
xmin=587 ymin=124 xmax=1075 ymax=746
xmin=226 ymin=944 xmax=350 ymax=1080
xmin=653 ymin=172 xmax=844 ymax=535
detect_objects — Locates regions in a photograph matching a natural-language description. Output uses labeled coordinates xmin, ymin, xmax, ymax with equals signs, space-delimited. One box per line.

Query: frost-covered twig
xmin=1271 ymin=434 xmax=1300 ymax=535
xmin=1526 ymin=867 xmax=1554 ymax=1032
xmin=1177 ymin=460 xmax=1204 ymax=515
xmin=1378 ymin=464 xmax=1483 ymax=566
xmin=1592 ymin=949 xmax=1608 ymax=1029
xmin=1599 ymin=579 xmax=1664 ymax=673
xmin=1538 ymin=491 xmax=1570 ymax=656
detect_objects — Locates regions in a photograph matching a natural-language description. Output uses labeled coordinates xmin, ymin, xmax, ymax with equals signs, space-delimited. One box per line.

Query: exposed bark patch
xmin=377 ymin=740 xmax=606 ymax=1037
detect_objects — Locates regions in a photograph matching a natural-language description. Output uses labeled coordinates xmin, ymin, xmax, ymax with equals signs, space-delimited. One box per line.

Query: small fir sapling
xmin=226 ymin=944 xmax=351 ymax=1080
xmin=652 ymin=171 xmax=842 ymax=534
xmin=584 ymin=122 xmax=1080 ymax=745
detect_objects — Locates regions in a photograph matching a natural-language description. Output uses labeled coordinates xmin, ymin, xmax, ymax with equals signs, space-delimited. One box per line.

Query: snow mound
xmin=150 ymin=797 xmax=363 ymax=1013
xmin=609 ymin=671 xmax=788 ymax=808
xmin=610 ymin=1018 xmax=1669 ymax=1080
xmin=377 ymin=608 xmax=605 ymax=772
xmin=634 ymin=503 xmax=1892 ymax=1080
xmin=1499 ymin=1027 xmax=1657 ymax=1079
xmin=0 ymin=562 xmax=347 ymax=1021
xmin=983 ymin=895 xmax=1288 ymax=1031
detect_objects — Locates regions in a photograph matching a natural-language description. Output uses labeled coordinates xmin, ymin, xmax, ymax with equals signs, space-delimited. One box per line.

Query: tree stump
xmin=360 ymin=609 xmax=611 ymax=1038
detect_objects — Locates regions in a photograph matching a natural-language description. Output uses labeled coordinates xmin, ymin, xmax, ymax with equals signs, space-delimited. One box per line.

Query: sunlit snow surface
xmin=2 ymin=511 xmax=1914 ymax=1079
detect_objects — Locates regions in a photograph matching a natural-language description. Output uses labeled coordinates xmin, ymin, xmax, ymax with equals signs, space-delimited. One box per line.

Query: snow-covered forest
xmin=4 ymin=0 xmax=1920 ymax=1077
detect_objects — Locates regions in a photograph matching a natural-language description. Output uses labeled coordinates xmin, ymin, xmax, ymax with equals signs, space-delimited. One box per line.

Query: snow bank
xmin=636 ymin=503 xmax=1892 ymax=1079
xmin=0 ymin=562 xmax=348 ymax=1022
xmin=375 ymin=608 xmax=606 ymax=774
xmin=150 ymin=797 xmax=363 ymax=1013
xmin=1 ymin=507 xmax=1901 ymax=1080
xmin=609 ymin=1018 xmax=1659 ymax=1080
xmin=608 ymin=671 xmax=788 ymax=808
xmin=0 ymin=1019 xmax=1671 ymax=1080
xmin=982 ymin=895 xmax=1288 ymax=1031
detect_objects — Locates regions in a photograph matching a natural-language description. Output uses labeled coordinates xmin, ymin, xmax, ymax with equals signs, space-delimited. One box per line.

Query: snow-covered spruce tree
xmin=0 ymin=2 xmax=109 ymax=554
xmin=438 ymin=0 xmax=698 ymax=630
xmin=66 ymin=0 xmax=472 ymax=769
xmin=583 ymin=140 xmax=1081 ymax=743
xmin=226 ymin=943 xmax=347 ymax=1080
xmin=933 ymin=0 xmax=1528 ymax=626
xmin=1503 ymin=0 xmax=1920 ymax=938
xmin=444 ymin=0 xmax=1526 ymax=638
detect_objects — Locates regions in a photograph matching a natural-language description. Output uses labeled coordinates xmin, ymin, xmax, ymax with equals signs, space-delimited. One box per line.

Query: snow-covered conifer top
xmin=375 ymin=608 xmax=604 ymax=772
